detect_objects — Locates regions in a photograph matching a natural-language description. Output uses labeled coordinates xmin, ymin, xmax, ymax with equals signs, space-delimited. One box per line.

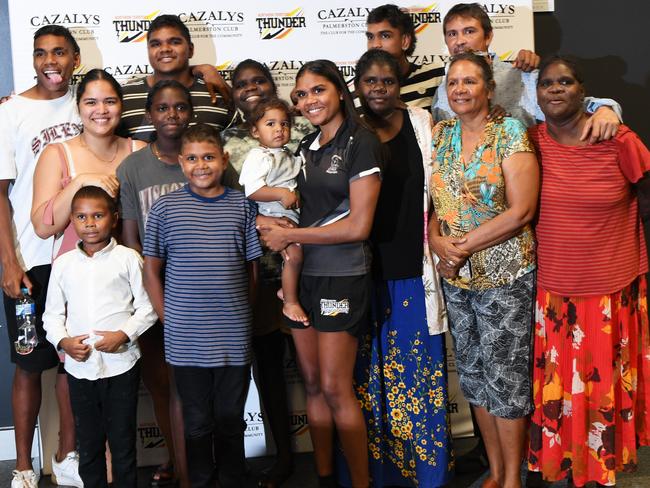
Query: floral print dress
xmin=527 ymin=124 xmax=650 ymax=487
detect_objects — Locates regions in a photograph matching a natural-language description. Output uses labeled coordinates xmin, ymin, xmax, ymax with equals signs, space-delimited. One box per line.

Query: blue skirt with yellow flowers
xmin=341 ymin=277 xmax=453 ymax=487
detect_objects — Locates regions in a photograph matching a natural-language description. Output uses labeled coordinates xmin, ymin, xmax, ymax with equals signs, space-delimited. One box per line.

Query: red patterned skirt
xmin=528 ymin=275 xmax=650 ymax=486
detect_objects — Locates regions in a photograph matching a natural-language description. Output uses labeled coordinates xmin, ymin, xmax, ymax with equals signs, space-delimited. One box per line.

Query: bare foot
xmin=276 ymin=288 xmax=284 ymax=302
xmin=283 ymin=302 xmax=309 ymax=326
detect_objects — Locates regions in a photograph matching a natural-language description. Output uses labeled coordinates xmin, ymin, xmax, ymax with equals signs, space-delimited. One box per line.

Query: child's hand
xmin=94 ymin=330 xmax=129 ymax=353
xmin=59 ymin=335 xmax=91 ymax=362
xmin=280 ymin=189 xmax=298 ymax=209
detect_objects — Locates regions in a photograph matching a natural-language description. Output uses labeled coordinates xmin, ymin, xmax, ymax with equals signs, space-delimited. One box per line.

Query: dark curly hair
xmin=367 ymin=4 xmax=417 ymax=57
xmin=247 ymin=97 xmax=292 ymax=130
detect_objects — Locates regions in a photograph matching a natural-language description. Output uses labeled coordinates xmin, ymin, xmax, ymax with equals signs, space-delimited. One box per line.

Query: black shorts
xmin=286 ymin=274 xmax=371 ymax=337
xmin=3 ymin=264 xmax=59 ymax=373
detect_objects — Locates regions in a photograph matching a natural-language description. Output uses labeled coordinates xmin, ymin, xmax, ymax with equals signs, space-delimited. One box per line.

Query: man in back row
xmin=432 ymin=2 xmax=621 ymax=140
xmin=366 ymin=3 xmax=620 ymax=143
xmin=364 ymin=3 xmax=537 ymax=110
xmin=119 ymin=14 xmax=234 ymax=142
xmin=364 ymin=4 xmax=446 ymax=108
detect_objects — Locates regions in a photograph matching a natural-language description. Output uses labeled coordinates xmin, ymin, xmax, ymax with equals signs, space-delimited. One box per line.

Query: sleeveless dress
xmin=42 ymin=139 xmax=134 ymax=259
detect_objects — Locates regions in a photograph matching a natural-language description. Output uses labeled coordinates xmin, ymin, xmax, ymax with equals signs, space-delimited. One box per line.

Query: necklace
xmin=151 ymin=142 xmax=161 ymax=159
xmin=151 ymin=142 xmax=177 ymax=163
xmin=80 ymin=133 xmax=119 ymax=163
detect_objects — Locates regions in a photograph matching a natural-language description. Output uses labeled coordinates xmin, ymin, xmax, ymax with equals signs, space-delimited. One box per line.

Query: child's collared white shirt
xmin=43 ymin=238 xmax=157 ymax=380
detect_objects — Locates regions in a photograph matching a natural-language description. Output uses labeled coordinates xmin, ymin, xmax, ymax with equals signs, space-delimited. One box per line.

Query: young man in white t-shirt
xmin=0 ymin=25 xmax=83 ymax=488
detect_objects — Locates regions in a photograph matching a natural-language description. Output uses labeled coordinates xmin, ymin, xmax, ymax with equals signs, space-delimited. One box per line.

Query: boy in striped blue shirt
xmin=143 ymin=124 xmax=262 ymax=488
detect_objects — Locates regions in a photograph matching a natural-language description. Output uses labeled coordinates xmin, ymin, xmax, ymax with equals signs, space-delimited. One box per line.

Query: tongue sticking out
xmin=47 ymin=73 xmax=63 ymax=84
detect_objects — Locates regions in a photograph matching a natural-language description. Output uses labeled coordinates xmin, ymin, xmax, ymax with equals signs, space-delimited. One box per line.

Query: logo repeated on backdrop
xmin=255 ymin=8 xmax=306 ymax=40
xmin=483 ymin=3 xmax=517 ymax=30
xmin=316 ymin=7 xmax=372 ymax=36
xmin=409 ymin=53 xmax=449 ymax=66
xmin=336 ymin=62 xmax=357 ymax=91
xmin=103 ymin=64 xmax=154 ymax=85
xmin=137 ymin=424 xmax=165 ymax=450
xmin=177 ymin=10 xmax=245 ymax=39
xmin=263 ymin=59 xmax=305 ymax=97
xmin=289 ymin=412 xmax=309 ymax=437
xmin=112 ymin=10 xmax=160 ymax=43
xmin=404 ymin=3 xmax=442 ymax=34
xmin=216 ymin=61 xmax=236 ymax=82
xmin=244 ymin=411 xmax=265 ymax=440
xmin=70 ymin=65 xmax=89 ymax=86
xmin=29 ymin=12 xmax=100 ymax=41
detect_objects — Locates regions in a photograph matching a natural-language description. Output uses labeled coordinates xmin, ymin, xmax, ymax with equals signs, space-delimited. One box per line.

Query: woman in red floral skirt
xmin=527 ymin=55 xmax=650 ymax=487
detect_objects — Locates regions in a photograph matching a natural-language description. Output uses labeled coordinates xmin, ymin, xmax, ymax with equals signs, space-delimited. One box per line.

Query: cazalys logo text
xmin=317 ymin=7 xmax=372 ymax=34
xmin=482 ymin=3 xmax=516 ymax=15
xmin=256 ymin=8 xmax=306 ymax=40
xmin=482 ymin=3 xmax=516 ymax=26
xmin=178 ymin=10 xmax=244 ymax=23
xmin=316 ymin=7 xmax=372 ymax=20
xmin=104 ymin=64 xmax=154 ymax=77
xmin=30 ymin=13 xmax=100 ymax=27
xmin=177 ymin=10 xmax=245 ymax=38
xmin=112 ymin=10 xmax=160 ymax=43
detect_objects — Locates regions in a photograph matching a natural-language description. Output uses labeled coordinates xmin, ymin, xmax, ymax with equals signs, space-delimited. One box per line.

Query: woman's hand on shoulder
xmin=75 ymin=173 xmax=120 ymax=198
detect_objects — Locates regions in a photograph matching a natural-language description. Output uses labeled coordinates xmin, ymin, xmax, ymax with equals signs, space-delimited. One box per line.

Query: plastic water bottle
xmin=14 ymin=287 xmax=37 ymax=355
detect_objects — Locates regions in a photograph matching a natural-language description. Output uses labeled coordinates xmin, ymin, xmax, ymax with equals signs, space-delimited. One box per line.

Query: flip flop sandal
xmin=150 ymin=463 xmax=176 ymax=487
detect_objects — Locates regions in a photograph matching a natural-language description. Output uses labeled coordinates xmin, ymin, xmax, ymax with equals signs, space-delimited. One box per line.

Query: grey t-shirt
xmin=117 ymin=146 xmax=242 ymax=241
xmin=117 ymin=146 xmax=187 ymax=241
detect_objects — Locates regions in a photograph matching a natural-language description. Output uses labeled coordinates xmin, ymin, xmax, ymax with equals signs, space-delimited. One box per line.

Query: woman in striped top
xmin=527 ymin=56 xmax=650 ymax=488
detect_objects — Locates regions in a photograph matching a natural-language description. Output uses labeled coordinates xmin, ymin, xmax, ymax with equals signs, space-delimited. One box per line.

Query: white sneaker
xmin=51 ymin=451 xmax=84 ymax=487
xmin=11 ymin=469 xmax=39 ymax=488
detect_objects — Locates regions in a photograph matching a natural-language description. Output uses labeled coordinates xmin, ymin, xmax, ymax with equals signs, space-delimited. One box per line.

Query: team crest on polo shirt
xmin=320 ymin=298 xmax=350 ymax=316
xmin=326 ymin=154 xmax=342 ymax=174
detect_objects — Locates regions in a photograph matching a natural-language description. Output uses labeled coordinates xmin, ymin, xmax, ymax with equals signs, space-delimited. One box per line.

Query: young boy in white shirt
xmin=43 ymin=186 xmax=157 ymax=488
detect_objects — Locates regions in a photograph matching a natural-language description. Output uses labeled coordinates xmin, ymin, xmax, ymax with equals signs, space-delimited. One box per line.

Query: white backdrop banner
xmin=9 ymin=0 xmax=533 ymax=462
xmin=9 ymin=1 xmax=534 ymax=97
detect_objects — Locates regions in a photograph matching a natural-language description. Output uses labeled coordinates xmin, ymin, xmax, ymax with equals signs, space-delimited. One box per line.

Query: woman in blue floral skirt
xmin=350 ymin=49 xmax=453 ymax=487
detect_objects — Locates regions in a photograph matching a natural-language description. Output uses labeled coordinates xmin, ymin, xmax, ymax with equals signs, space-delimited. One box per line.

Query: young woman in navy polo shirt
xmin=258 ymin=59 xmax=383 ymax=488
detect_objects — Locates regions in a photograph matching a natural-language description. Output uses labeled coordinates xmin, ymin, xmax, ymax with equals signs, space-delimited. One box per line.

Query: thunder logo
xmin=112 ymin=10 xmax=160 ymax=43
xmin=406 ymin=3 xmax=442 ymax=34
xmin=256 ymin=7 xmax=306 ymax=40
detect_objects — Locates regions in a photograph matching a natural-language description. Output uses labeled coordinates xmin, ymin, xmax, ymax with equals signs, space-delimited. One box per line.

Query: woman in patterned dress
xmin=428 ymin=52 xmax=539 ymax=488
xmin=345 ymin=49 xmax=452 ymax=488
xmin=527 ymin=55 xmax=650 ymax=487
